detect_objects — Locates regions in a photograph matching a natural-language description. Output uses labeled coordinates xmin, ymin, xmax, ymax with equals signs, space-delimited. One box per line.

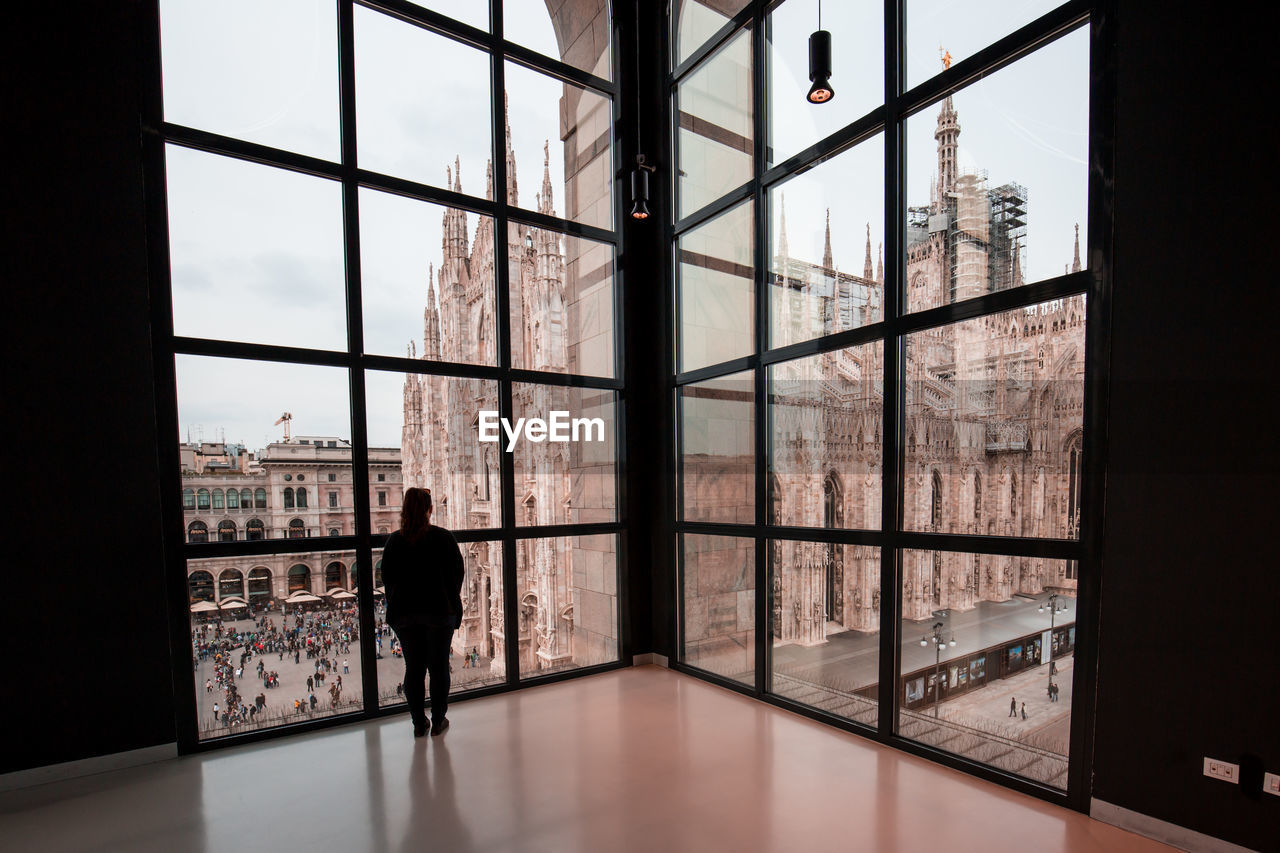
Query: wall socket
xmin=1203 ymin=757 xmax=1239 ymax=783
xmin=1264 ymin=772 xmax=1280 ymax=797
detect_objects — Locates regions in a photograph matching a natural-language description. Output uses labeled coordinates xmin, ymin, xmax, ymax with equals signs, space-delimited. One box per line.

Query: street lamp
xmin=921 ymin=619 xmax=956 ymax=718
xmin=1040 ymin=592 xmax=1069 ymax=694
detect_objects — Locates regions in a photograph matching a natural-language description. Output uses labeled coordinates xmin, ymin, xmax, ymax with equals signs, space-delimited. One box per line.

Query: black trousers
xmin=396 ymin=624 xmax=454 ymax=726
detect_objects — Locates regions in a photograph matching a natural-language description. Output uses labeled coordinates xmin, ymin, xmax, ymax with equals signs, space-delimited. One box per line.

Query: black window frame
xmin=143 ymin=0 xmax=634 ymax=754
xmin=664 ymin=0 xmax=1114 ymax=813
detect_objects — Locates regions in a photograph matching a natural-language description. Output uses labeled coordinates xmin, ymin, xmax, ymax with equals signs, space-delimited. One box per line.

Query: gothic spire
xmin=863 ymin=223 xmax=874 ymax=280
xmin=1071 ymin=223 xmax=1081 ymax=273
xmin=485 ymin=158 xmax=494 ymax=201
xmin=1012 ymin=241 xmax=1023 ymax=287
xmin=934 ymin=94 xmax=960 ymax=208
xmin=539 ymin=140 xmax=555 ymax=217
xmin=876 ymin=242 xmax=883 ymax=284
xmin=504 ymin=90 xmax=518 ymax=207
xmin=822 ymin=209 xmax=833 ymax=271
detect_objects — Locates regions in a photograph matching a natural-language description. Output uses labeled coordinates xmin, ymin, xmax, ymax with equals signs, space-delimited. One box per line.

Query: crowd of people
xmin=195 ymin=602 xmax=363 ymax=730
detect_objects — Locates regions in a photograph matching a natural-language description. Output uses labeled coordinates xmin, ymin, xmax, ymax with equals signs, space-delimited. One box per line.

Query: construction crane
xmin=274 ymin=412 xmax=293 ymax=442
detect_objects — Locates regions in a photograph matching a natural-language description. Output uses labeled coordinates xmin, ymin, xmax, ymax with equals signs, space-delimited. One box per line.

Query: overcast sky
xmin=165 ymin=0 xmax=1087 ymax=453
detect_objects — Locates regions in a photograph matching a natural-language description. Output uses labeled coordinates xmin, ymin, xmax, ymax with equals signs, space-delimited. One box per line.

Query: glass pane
xmin=902 ymin=299 xmax=1085 ymax=538
xmin=511 ymin=384 xmax=618 ymax=526
xmin=505 ymin=0 xmax=612 ymax=80
xmin=768 ymin=135 xmax=884 ymax=348
xmin=767 ymin=342 xmax=883 ymax=530
xmin=187 ymin=550 xmax=362 ymax=740
xmin=505 ymin=62 xmax=614 ymax=230
xmin=678 ymin=200 xmax=754 ymax=372
xmin=770 ymin=542 xmax=878 ymax=726
xmin=411 ymin=0 xmax=488 ymax=31
xmin=508 ymin=224 xmax=616 ymax=377
xmin=365 ymin=370 xmax=502 ymax=530
xmin=355 ymin=6 xmax=492 ymax=196
xmin=680 ymin=371 xmax=754 ymax=524
xmin=898 ymin=549 xmax=1076 ymax=790
xmin=377 ymin=540 xmax=507 ymax=708
xmin=166 ymin=146 xmax=346 ymax=350
xmin=176 ymin=356 xmax=351 ymax=541
xmin=766 ymin=0 xmax=883 ymax=166
xmin=682 ymin=533 xmax=755 ymax=685
xmin=677 ymin=27 xmax=753 ymax=218
xmin=160 ymin=0 xmax=340 ymax=161
xmin=907 ymin=0 xmax=1066 ymax=89
xmin=516 ymin=534 xmax=620 ymax=677
xmin=905 ymin=30 xmax=1089 ymax=313
xmin=674 ymin=0 xmax=750 ymax=67
xmin=360 ymin=188 xmax=497 ymax=365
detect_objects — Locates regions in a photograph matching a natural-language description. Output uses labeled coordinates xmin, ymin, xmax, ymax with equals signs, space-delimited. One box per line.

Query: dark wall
xmin=4 ymin=1 xmax=177 ymax=773
xmin=1092 ymin=1 xmax=1278 ymax=849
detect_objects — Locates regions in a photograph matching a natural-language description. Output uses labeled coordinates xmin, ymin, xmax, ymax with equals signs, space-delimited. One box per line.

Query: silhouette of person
xmin=382 ymin=487 xmax=464 ymax=738
xmin=1009 ymin=696 xmax=1017 ymax=717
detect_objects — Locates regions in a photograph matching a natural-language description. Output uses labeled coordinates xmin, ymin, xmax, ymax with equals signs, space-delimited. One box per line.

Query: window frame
xmin=143 ymin=0 xmax=633 ymax=755
xmin=665 ymin=0 xmax=1113 ymax=812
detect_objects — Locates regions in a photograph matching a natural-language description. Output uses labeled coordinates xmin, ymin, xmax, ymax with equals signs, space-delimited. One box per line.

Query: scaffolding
xmin=988 ymin=182 xmax=1028 ymax=292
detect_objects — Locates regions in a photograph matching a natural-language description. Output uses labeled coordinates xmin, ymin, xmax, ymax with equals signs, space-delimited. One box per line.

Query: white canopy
xmin=327 ymin=590 xmax=357 ymax=600
xmin=284 ymin=592 xmax=322 ymax=603
xmin=189 ymin=600 xmax=219 ymax=613
xmin=219 ymin=598 xmax=248 ymax=610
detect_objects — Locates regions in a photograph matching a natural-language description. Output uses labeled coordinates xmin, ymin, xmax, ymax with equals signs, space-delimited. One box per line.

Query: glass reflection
xmin=678 ymin=201 xmax=754 ymax=372
xmin=365 ymin=370 xmax=502 ymax=530
xmin=512 ymin=385 xmax=617 ymax=526
xmin=508 ymin=224 xmax=616 ymax=378
xmin=768 ymin=136 xmax=884 ymax=348
xmin=680 ymin=371 xmax=754 ymax=524
xmin=677 ymin=27 xmax=753 ymax=218
xmin=505 ymin=62 xmax=614 ymax=230
xmin=767 ymin=342 xmax=883 ymax=530
xmin=516 ymin=535 xmax=619 ymax=678
xmin=682 ymin=533 xmax=755 ymax=685
xmin=675 ymin=0 xmax=750 ymax=67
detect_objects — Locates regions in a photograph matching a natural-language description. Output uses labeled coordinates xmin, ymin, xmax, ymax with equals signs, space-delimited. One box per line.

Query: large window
xmin=670 ymin=0 xmax=1104 ymax=804
xmin=155 ymin=0 xmax=623 ymax=745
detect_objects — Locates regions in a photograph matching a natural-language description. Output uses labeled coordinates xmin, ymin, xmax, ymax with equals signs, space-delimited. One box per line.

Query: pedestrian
xmin=343 ymin=659 xmax=349 ymax=674
xmin=205 ymin=679 xmax=212 ymax=692
xmin=213 ymin=701 xmax=219 ymax=722
xmin=307 ymin=675 xmax=313 ymax=692
xmin=1009 ymin=696 xmax=1017 ymax=717
xmin=1021 ymin=702 xmax=1027 ymax=721
xmin=382 ymin=487 xmax=465 ymax=739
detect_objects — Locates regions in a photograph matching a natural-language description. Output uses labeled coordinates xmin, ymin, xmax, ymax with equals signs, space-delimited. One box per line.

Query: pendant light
xmin=631 ymin=155 xmax=655 ymax=220
xmin=807 ymin=0 xmax=834 ymax=104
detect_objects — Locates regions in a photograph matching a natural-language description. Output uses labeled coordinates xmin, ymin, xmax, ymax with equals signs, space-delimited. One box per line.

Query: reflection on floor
xmin=0 ymin=667 xmax=1172 ymax=853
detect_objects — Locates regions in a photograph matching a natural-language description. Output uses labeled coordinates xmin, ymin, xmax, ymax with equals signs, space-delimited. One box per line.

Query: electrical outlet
xmin=1264 ymin=772 xmax=1280 ymax=797
xmin=1203 ymin=757 xmax=1239 ymax=783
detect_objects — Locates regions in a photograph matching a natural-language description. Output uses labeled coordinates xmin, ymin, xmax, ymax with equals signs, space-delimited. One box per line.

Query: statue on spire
xmin=863 ymin=223 xmax=874 ymax=280
xmin=822 ymin=209 xmax=833 ymax=271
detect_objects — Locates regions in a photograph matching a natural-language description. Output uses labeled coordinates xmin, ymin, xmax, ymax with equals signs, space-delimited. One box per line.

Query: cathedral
xmin=685 ymin=91 xmax=1086 ymax=671
xmin=400 ymin=107 xmax=618 ymax=677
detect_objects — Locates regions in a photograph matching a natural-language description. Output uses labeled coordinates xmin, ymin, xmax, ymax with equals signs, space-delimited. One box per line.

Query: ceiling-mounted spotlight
xmin=807 ymin=1 xmax=834 ymax=104
xmin=630 ymin=154 xmax=656 ymax=220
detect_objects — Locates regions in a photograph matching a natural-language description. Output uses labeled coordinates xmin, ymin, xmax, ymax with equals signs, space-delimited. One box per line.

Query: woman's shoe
xmin=413 ymin=721 xmax=428 ymax=738
xmin=431 ymin=717 xmax=450 ymax=736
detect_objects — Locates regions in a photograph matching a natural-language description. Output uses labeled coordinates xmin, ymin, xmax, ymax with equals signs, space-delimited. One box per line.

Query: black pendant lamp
xmin=807 ymin=1 xmax=834 ymax=104
xmin=631 ymin=155 xmax=655 ymax=220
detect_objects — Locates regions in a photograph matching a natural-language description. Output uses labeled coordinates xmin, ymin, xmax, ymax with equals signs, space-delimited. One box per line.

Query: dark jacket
xmin=381 ymin=526 xmax=465 ymax=630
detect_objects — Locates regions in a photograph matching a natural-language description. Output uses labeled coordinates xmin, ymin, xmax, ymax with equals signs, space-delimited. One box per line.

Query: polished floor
xmin=0 ymin=666 xmax=1172 ymax=853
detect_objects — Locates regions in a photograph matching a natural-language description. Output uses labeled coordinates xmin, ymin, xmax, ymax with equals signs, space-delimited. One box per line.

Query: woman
xmin=381 ymin=487 xmax=465 ymax=738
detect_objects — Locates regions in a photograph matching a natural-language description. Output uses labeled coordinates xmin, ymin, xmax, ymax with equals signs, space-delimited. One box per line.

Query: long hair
xmin=399 ymin=487 xmax=432 ymax=542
